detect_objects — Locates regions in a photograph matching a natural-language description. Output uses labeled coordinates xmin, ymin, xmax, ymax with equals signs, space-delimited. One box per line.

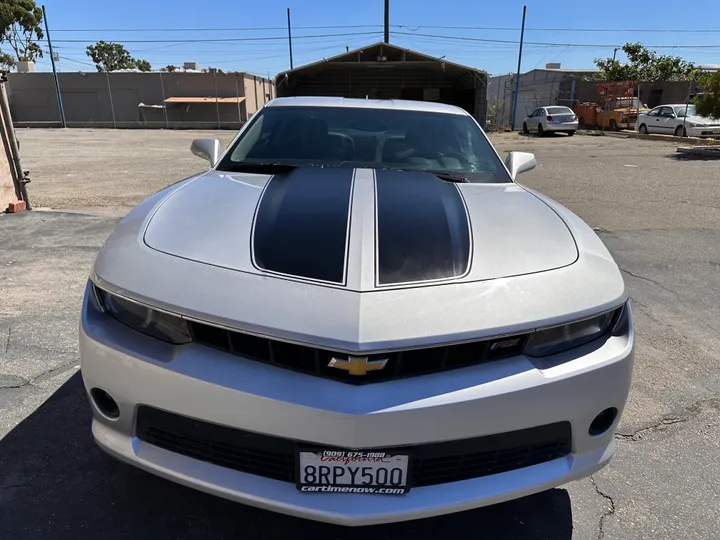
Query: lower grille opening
xmin=136 ymin=406 xmax=572 ymax=488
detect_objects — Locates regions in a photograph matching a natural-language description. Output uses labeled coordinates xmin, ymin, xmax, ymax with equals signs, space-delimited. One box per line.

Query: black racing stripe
xmin=253 ymin=167 xmax=354 ymax=283
xmin=375 ymin=170 xmax=471 ymax=285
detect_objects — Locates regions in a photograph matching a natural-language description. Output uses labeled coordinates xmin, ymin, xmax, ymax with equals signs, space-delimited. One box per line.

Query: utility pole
xmin=510 ymin=5 xmax=526 ymax=131
xmin=287 ymin=8 xmax=294 ymax=70
xmin=384 ymin=0 xmax=390 ymax=43
xmin=612 ymin=47 xmax=619 ymax=62
xmin=42 ymin=5 xmax=66 ymax=128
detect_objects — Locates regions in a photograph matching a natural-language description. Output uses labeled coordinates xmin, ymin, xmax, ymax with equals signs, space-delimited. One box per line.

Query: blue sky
xmin=29 ymin=0 xmax=720 ymax=77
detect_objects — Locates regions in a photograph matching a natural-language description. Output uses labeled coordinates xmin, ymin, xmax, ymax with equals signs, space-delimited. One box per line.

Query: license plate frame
xmin=295 ymin=447 xmax=413 ymax=495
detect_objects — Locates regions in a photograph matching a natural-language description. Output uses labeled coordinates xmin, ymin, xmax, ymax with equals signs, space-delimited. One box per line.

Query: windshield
xmin=216 ymin=105 xmax=512 ymax=183
xmin=674 ymin=105 xmax=697 ymax=117
xmin=609 ymin=98 xmax=643 ymax=109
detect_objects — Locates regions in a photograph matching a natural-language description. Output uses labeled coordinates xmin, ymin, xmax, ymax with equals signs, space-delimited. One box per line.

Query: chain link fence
xmin=7 ymin=70 xmax=275 ymax=129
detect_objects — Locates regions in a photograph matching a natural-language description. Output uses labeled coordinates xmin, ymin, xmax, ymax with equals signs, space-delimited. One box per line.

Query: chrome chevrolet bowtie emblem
xmin=327 ymin=356 xmax=389 ymax=376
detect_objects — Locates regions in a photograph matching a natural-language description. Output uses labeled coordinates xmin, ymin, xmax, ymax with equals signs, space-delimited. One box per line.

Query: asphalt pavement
xmin=1 ymin=130 xmax=719 ymax=539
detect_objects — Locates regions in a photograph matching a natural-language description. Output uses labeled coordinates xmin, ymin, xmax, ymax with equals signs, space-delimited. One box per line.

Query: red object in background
xmin=7 ymin=200 xmax=26 ymax=213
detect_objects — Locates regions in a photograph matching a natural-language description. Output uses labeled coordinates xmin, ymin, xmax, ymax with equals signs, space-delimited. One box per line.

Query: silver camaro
xmin=80 ymin=96 xmax=634 ymax=526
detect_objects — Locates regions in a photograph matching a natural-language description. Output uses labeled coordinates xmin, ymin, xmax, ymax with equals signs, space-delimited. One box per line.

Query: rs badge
xmin=328 ymin=356 xmax=388 ymax=376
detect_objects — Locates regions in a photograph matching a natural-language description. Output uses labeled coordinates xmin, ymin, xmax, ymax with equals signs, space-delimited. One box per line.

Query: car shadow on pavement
xmin=0 ymin=374 xmax=573 ymax=540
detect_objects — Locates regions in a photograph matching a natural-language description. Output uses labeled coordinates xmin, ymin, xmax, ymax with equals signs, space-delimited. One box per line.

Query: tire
xmin=639 ymin=124 xmax=648 ymax=134
xmin=537 ymin=124 xmax=544 ymax=136
xmin=567 ymin=130 xmax=575 ymax=136
xmin=609 ymin=119 xmax=618 ymax=131
xmin=522 ymin=122 xmax=529 ymax=134
xmin=675 ymin=125 xmax=687 ymax=137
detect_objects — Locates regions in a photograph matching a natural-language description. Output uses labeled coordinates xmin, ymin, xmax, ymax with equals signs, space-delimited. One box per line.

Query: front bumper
xmin=79 ymin=287 xmax=634 ymax=526
xmin=686 ymin=126 xmax=720 ymax=138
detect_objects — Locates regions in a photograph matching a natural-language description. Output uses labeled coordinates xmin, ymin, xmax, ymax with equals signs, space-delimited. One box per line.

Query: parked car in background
xmin=523 ymin=106 xmax=579 ymax=136
xmin=637 ymin=104 xmax=720 ymax=138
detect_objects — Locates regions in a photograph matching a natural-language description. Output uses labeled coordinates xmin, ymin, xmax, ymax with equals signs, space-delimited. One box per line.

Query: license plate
xmin=297 ymin=449 xmax=411 ymax=494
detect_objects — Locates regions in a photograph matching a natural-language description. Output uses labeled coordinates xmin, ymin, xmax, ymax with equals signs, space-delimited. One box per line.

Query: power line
xmin=398 ymin=25 xmax=720 ymax=33
xmin=51 ymin=31 xmax=383 ymax=44
xmin=46 ymin=24 xmax=720 ymax=34
xmin=49 ymin=24 xmax=391 ymax=32
xmin=392 ymin=31 xmax=720 ymax=49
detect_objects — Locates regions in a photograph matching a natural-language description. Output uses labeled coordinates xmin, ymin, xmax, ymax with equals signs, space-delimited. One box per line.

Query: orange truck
xmin=573 ymin=81 xmax=649 ymax=131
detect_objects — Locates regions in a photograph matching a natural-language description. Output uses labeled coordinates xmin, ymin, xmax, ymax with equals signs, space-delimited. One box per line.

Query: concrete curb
xmin=633 ymin=133 xmax=718 ymax=144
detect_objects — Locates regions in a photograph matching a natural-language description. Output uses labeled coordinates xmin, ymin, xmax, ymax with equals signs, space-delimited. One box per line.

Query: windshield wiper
xmin=218 ymin=162 xmax=302 ymax=174
xmin=383 ymin=167 xmax=470 ymax=183
xmin=428 ymin=170 xmax=469 ymax=183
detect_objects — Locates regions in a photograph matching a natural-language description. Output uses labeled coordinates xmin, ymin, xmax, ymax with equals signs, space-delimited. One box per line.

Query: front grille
xmin=136 ymin=406 xmax=572 ymax=488
xmin=188 ymin=321 xmax=530 ymax=384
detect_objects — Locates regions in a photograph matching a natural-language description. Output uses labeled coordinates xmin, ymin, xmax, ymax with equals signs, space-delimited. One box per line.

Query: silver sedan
xmin=80 ymin=96 xmax=633 ymax=526
xmin=523 ymin=106 xmax=579 ymax=136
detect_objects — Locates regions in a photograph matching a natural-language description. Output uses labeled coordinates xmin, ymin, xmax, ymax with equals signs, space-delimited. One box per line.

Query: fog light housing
xmin=91 ymin=388 xmax=120 ymax=419
xmin=589 ymin=407 xmax=617 ymax=436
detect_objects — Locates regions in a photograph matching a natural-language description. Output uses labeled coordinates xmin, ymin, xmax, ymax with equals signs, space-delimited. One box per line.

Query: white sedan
xmin=522 ymin=106 xmax=579 ymax=136
xmin=637 ymin=104 xmax=720 ymax=138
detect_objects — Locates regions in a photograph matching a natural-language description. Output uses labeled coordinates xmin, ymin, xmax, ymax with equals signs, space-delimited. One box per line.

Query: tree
xmin=694 ymin=71 xmax=720 ymax=119
xmin=0 ymin=0 xmax=45 ymax=63
xmin=593 ymin=43 xmax=700 ymax=82
xmin=0 ymin=49 xmax=14 ymax=68
xmin=164 ymin=64 xmax=177 ymax=72
xmin=134 ymin=59 xmax=151 ymax=71
xmin=85 ymin=40 xmax=151 ymax=72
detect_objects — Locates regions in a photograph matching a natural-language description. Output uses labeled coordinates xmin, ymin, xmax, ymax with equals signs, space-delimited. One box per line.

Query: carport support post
xmin=42 ymin=5 xmax=66 ymax=128
xmin=510 ymin=5 xmax=526 ymax=131
xmin=0 ymin=78 xmax=31 ymax=209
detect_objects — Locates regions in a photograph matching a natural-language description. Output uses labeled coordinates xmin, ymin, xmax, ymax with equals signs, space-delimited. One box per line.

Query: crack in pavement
xmin=0 ymin=374 xmax=31 ymax=389
xmin=620 ymin=268 xmax=681 ymax=298
xmin=616 ymin=398 xmax=720 ymax=442
xmin=88 ymin=462 xmax=120 ymax=494
xmin=0 ymin=360 xmax=79 ymax=390
xmin=622 ymin=269 xmax=720 ymax=337
xmin=590 ymin=475 xmax=615 ymax=540
xmin=0 ymin=454 xmax=52 ymax=493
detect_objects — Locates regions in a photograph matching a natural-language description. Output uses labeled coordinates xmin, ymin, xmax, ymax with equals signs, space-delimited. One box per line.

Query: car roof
xmin=264 ymin=96 xmax=469 ymax=115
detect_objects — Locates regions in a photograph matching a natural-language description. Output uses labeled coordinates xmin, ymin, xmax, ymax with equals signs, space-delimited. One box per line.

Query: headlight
xmin=524 ymin=305 xmax=625 ymax=358
xmin=93 ymin=284 xmax=191 ymax=344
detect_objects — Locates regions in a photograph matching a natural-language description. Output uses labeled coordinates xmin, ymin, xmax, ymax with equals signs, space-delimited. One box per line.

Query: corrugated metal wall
xmin=278 ymin=67 xmax=488 ymax=125
xmin=286 ymin=69 xmax=457 ymax=99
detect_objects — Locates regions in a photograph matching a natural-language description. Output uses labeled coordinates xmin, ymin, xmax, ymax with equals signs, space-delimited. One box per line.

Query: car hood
xmin=684 ymin=114 xmax=719 ymax=124
xmin=142 ymin=168 xmax=578 ymax=292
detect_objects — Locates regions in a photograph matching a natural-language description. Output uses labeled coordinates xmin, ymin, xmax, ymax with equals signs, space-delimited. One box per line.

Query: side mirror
xmin=505 ymin=151 xmax=536 ymax=179
xmin=191 ymin=138 xmax=222 ymax=166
